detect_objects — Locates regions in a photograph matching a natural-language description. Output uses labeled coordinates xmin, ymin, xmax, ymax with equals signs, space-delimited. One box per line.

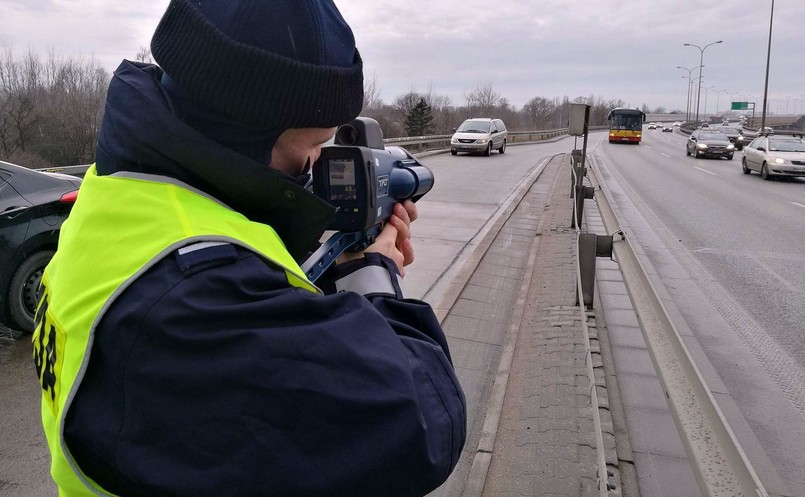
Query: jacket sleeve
xmin=66 ymin=245 xmax=466 ymax=497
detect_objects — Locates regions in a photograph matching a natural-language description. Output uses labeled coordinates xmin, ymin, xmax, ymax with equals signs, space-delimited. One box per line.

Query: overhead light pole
xmin=680 ymin=77 xmax=690 ymax=120
xmin=684 ymin=40 xmax=723 ymax=122
xmin=677 ymin=65 xmax=702 ymax=122
xmin=761 ymin=0 xmax=774 ymax=131
xmin=715 ymin=89 xmax=728 ymax=118
xmin=702 ymin=86 xmax=716 ymax=120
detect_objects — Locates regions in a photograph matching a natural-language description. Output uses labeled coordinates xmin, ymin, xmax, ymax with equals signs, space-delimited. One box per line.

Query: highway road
xmin=591 ymin=126 xmax=805 ymax=496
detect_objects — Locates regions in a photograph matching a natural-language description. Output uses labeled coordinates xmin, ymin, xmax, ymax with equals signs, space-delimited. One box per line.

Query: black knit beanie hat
xmin=151 ymin=0 xmax=364 ymax=130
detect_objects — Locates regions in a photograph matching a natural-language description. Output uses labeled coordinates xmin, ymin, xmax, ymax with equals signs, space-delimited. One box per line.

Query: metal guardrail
xmin=569 ymin=156 xmax=617 ymax=496
xmin=585 ymin=157 xmax=769 ymax=497
xmin=39 ymin=127 xmax=611 ymax=176
xmin=383 ymin=126 xmax=610 ymax=150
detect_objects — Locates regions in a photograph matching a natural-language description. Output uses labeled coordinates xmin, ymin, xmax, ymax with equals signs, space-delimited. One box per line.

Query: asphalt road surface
xmin=592 ymin=127 xmax=805 ymax=496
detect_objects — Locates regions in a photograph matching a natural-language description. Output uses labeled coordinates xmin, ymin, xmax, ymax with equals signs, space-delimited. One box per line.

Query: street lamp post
xmin=715 ymin=89 xmax=728 ymax=117
xmin=680 ymin=77 xmax=691 ymax=121
xmin=677 ymin=65 xmax=702 ymax=122
xmin=761 ymin=0 xmax=775 ymax=131
xmin=684 ymin=40 xmax=723 ymax=122
xmin=703 ymin=86 xmax=716 ymax=120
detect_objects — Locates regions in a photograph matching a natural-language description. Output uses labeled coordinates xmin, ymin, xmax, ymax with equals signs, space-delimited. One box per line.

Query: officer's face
xmin=269 ymin=127 xmax=337 ymax=177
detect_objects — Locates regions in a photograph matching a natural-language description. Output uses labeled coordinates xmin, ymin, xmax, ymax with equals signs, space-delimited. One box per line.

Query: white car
xmin=450 ymin=118 xmax=507 ymax=156
xmin=741 ymin=135 xmax=805 ymax=180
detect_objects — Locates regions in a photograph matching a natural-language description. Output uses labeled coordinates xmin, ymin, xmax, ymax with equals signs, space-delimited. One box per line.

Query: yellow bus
xmin=607 ymin=108 xmax=645 ymax=144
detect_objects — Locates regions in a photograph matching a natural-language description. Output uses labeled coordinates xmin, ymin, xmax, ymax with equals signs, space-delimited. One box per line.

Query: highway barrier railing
xmin=384 ymin=126 xmax=610 ymax=152
xmin=40 ymin=126 xmax=612 ymax=177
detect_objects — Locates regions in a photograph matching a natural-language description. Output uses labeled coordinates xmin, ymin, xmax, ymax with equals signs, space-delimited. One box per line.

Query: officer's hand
xmin=339 ymin=200 xmax=418 ymax=276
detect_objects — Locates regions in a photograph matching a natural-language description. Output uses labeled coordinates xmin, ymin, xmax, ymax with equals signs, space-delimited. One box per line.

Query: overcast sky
xmin=2 ymin=1 xmax=802 ymax=116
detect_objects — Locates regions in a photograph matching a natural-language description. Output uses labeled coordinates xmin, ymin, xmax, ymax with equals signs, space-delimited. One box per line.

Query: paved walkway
xmin=481 ymin=156 xmax=614 ymax=496
xmin=430 ymin=154 xmax=637 ymax=497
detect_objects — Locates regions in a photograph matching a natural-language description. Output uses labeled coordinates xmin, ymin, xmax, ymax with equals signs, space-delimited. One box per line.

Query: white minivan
xmin=450 ymin=118 xmax=508 ymax=156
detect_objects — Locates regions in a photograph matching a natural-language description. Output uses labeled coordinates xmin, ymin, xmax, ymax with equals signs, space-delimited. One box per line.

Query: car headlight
xmin=736 ymin=136 xmax=743 ymax=141
xmin=773 ymin=157 xmax=788 ymax=165
xmin=475 ymin=139 xmax=486 ymax=144
xmin=451 ymin=138 xmax=458 ymax=144
xmin=697 ymin=143 xmax=708 ymax=150
xmin=726 ymin=144 xmax=735 ymax=150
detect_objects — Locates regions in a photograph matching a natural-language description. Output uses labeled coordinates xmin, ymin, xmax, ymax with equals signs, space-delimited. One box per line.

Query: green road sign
xmin=731 ymin=101 xmax=749 ymax=110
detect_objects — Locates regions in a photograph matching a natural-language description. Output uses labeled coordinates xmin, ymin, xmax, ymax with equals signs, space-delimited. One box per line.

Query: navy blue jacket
xmin=63 ymin=62 xmax=466 ymax=497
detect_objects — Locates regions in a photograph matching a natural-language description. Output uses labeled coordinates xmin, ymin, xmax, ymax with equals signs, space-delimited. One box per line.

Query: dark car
xmin=686 ymin=130 xmax=735 ymax=159
xmin=714 ymin=125 xmax=745 ymax=150
xmin=1 ymin=160 xmax=81 ymax=335
xmin=662 ymin=126 xmax=673 ymax=133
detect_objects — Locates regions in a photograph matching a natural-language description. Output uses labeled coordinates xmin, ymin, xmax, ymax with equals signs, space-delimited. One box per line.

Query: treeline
xmin=1 ymin=48 xmax=676 ymax=168
xmin=360 ymin=77 xmax=639 ymax=139
xmin=0 ymin=49 xmax=109 ymax=168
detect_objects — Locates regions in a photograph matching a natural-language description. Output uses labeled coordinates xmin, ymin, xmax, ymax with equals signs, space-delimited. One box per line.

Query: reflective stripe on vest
xmin=32 ymin=165 xmax=319 ymax=496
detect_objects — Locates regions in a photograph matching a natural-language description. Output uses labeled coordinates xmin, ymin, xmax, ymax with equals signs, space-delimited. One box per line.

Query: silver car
xmin=742 ymin=135 xmax=805 ymax=180
xmin=450 ymin=118 xmax=507 ymax=156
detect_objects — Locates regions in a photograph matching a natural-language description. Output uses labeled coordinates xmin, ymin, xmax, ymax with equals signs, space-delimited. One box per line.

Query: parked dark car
xmin=686 ymin=130 xmax=735 ymax=159
xmin=714 ymin=125 xmax=745 ymax=150
xmin=1 ymin=160 xmax=81 ymax=335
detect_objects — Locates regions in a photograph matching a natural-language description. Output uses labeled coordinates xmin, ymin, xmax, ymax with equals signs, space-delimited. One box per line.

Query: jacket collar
xmin=95 ymin=61 xmax=334 ymax=261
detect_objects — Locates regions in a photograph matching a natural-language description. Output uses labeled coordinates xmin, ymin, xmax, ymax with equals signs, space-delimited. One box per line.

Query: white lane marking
xmin=793 ymin=202 xmax=805 ymax=209
xmin=694 ymin=167 xmax=716 ymax=176
xmin=661 ymin=152 xmax=671 ymax=158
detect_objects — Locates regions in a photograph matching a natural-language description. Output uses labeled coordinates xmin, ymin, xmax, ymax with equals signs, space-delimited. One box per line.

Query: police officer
xmin=32 ymin=1 xmax=466 ymax=495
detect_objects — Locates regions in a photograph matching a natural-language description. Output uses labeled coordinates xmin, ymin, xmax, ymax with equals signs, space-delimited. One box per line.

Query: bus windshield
xmin=610 ymin=113 xmax=643 ymax=131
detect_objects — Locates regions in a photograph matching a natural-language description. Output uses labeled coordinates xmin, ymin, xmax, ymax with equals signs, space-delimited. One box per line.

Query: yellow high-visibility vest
xmin=33 ymin=166 xmax=318 ymax=496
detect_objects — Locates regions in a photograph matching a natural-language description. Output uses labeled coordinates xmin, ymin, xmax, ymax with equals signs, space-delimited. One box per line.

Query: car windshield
xmin=769 ymin=139 xmax=805 ymax=152
xmin=699 ymin=132 xmax=728 ymax=141
xmin=456 ymin=120 xmax=491 ymax=133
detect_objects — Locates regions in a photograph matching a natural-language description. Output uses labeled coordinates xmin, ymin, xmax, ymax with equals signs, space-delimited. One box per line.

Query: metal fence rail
xmin=384 ymin=126 xmax=609 ymax=151
xmin=38 ymin=126 xmax=610 ymax=176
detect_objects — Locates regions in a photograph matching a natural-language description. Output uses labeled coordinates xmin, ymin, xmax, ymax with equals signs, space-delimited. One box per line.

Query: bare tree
xmin=522 ymin=96 xmax=555 ymax=129
xmin=0 ymin=48 xmax=40 ymax=158
xmin=420 ymin=81 xmax=454 ymax=134
xmin=0 ymin=47 xmax=108 ymax=165
xmin=393 ymin=90 xmax=423 ymax=120
xmin=361 ymin=72 xmax=383 ymax=113
xmin=464 ymin=83 xmax=501 ymax=116
xmin=37 ymin=52 xmax=109 ymax=165
xmin=135 ymin=46 xmax=153 ymax=64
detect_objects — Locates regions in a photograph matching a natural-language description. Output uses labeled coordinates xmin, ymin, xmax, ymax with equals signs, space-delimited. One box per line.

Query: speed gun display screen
xmin=328 ymin=158 xmax=357 ymax=201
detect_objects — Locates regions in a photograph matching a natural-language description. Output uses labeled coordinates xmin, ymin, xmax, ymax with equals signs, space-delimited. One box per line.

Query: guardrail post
xmin=571 ymin=184 xmax=595 ymax=229
xmin=576 ymin=233 xmax=614 ymax=307
xmin=569 ymin=149 xmax=585 ymax=196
